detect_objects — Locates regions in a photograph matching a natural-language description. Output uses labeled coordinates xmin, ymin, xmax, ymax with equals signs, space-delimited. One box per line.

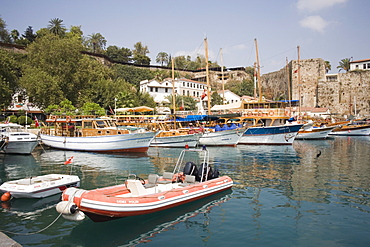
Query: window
xmin=187 ymin=83 xmax=189 ymax=87
xmin=150 ymin=87 xmax=153 ymax=92
xmin=183 ymin=82 xmax=185 ymax=86
xmin=363 ymin=64 xmax=366 ymax=69
xmin=367 ymin=63 xmax=370 ymax=69
xmin=165 ymin=88 xmax=168 ymax=93
xmin=183 ymin=90 xmax=185 ymax=95
xmin=155 ymin=87 xmax=158 ymax=92
xmin=187 ymin=90 xmax=189 ymax=96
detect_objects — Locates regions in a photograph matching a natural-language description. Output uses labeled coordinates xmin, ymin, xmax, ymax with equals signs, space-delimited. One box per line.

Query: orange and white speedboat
xmin=56 ymin=146 xmax=233 ymax=222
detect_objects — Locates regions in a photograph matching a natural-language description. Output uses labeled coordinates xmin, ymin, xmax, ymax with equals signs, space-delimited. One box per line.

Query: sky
xmin=1 ymin=0 xmax=368 ymax=74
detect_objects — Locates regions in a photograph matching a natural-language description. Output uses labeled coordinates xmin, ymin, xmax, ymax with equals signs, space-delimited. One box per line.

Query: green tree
xmin=132 ymin=42 xmax=150 ymax=65
xmin=0 ymin=49 xmax=20 ymax=109
xmin=67 ymin=25 xmax=83 ymax=42
xmin=112 ymin=64 xmax=155 ymax=87
xmin=21 ymin=26 xmax=37 ymax=44
xmin=225 ymin=79 xmax=254 ymax=97
xmin=325 ymin=61 xmax=331 ymax=73
xmin=0 ymin=17 xmax=11 ymax=42
xmin=86 ymin=33 xmax=107 ymax=53
xmin=80 ymin=102 xmax=105 ymax=116
xmin=211 ymin=92 xmax=223 ymax=106
xmin=133 ymin=42 xmax=149 ymax=56
xmin=156 ymin=52 xmax=168 ymax=66
xmin=48 ymin=18 xmax=66 ymax=37
xmin=337 ymin=58 xmax=351 ymax=72
xmin=10 ymin=29 xmax=20 ymax=43
xmin=20 ymin=34 xmax=87 ymax=107
xmin=106 ymin=45 xmax=132 ymax=63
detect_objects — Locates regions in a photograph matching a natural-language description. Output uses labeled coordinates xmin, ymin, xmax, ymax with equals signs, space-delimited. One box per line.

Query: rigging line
xmin=260 ymin=47 xmax=296 ymax=64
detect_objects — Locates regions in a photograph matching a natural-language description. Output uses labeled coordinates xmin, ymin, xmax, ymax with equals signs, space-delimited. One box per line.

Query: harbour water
xmin=0 ymin=136 xmax=369 ymax=246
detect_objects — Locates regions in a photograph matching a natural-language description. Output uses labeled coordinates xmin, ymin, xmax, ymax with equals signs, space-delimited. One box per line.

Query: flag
xmin=201 ymin=89 xmax=207 ymax=100
xmin=293 ymin=69 xmax=298 ymax=73
xmin=109 ymin=106 xmax=114 ymax=115
xmin=34 ymin=116 xmax=40 ymax=128
xmin=64 ymin=156 xmax=74 ymax=165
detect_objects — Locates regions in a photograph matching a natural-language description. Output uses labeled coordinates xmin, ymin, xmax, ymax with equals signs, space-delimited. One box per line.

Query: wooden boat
xmin=39 ymin=117 xmax=158 ymax=152
xmin=295 ymin=122 xmax=335 ymax=140
xmin=329 ymin=121 xmax=370 ymax=136
xmin=198 ymin=124 xmax=246 ymax=146
xmin=56 ymin=146 xmax=233 ymax=222
xmin=0 ymin=174 xmax=80 ymax=199
xmin=0 ymin=123 xmax=39 ymax=154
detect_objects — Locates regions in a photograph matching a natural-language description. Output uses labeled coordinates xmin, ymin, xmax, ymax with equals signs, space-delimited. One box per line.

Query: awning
xmin=210 ymin=101 xmax=242 ymax=111
xmin=115 ymin=106 xmax=154 ymax=113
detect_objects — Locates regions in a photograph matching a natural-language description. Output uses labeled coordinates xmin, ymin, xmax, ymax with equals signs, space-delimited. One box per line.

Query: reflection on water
xmin=0 ymin=137 xmax=369 ymax=246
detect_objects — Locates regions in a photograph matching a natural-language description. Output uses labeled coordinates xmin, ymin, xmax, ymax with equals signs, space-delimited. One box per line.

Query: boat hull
xmin=61 ymin=176 xmax=233 ymax=222
xmin=0 ymin=174 xmax=80 ymax=199
xmin=150 ymin=133 xmax=201 ymax=148
xmin=40 ymin=131 xmax=157 ymax=152
xmin=198 ymin=128 xmax=244 ymax=146
xmin=238 ymin=124 xmax=303 ymax=145
xmin=296 ymin=127 xmax=334 ymax=140
xmin=329 ymin=125 xmax=370 ymax=136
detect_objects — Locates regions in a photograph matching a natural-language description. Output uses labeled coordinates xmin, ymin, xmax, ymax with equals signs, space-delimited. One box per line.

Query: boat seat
xmin=179 ymin=175 xmax=196 ymax=187
xmin=126 ymin=179 xmax=147 ymax=196
xmin=145 ymin=174 xmax=159 ymax=188
xmin=158 ymin=172 xmax=174 ymax=184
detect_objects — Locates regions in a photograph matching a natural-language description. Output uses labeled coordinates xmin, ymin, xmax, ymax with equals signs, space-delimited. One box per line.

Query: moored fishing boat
xmin=0 ymin=123 xmax=39 ymax=154
xmin=198 ymin=124 xmax=245 ymax=146
xmin=329 ymin=120 xmax=370 ymax=136
xmin=0 ymin=174 xmax=80 ymax=200
xmin=39 ymin=117 xmax=157 ymax=152
xmin=295 ymin=122 xmax=335 ymax=140
xmin=56 ymin=146 xmax=233 ymax=222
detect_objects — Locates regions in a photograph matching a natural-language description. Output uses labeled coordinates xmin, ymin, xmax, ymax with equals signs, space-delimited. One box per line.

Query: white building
xmin=140 ymin=78 xmax=209 ymax=113
xmin=350 ymin=59 xmax=370 ymax=71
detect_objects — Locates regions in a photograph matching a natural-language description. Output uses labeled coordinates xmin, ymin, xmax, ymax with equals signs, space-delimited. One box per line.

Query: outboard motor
xmin=183 ymin=162 xmax=198 ymax=177
xmin=198 ymin=163 xmax=214 ymax=181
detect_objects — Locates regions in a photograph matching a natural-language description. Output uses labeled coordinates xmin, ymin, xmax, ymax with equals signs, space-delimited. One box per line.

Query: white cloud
xmin=296 ymin=0 xmax=347 ymax=12
xmin=299 ymin=15 xmax=329 ymax=33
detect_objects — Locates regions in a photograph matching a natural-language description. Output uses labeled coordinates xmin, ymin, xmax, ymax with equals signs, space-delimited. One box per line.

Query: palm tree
xmin=48 ymin=18 xmax=66 ymax=36
xmin=337 ymin=58 xmax=351 ymax=72
xmin=87 ymin=33 xmax=107 ymax=53
xmin=325 ymin=61 xmax=331 ymax=73
xmin=156 ymin=52 xmax=168 ymax=66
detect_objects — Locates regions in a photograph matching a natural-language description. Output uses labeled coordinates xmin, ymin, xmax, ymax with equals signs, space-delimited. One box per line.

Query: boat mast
xmin=286 ymin=57 xmax=291 ymax=115
xmin=220 ymin=48 xmax=225 ymax=106
xmin=254 ymin=38 xmax=262 ymax=102
xmin=172 ymin=58 xmax=176 ymax=129
xmin=297 ymin=45 xmax=301 ymax=116
xmin=205 ymin=38 xmax=211 ymax=115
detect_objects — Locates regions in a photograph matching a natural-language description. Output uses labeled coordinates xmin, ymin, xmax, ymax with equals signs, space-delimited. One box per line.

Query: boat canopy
xmin=210 ymin=101 xmax=242 ymax=111
xmin=175 ymin=115 xmax=219 ymax=122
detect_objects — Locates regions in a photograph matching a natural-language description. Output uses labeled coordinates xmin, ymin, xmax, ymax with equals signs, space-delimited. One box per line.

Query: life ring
xmin=66 ymin=116 xmax=71 ymax=122
xmin=247 ymin=111 xmax=253 ymax=116
xmin=269 ymin=110 xmax=274 ymax=116
xmin=257 ymin=111 xmax=262 ymax=117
